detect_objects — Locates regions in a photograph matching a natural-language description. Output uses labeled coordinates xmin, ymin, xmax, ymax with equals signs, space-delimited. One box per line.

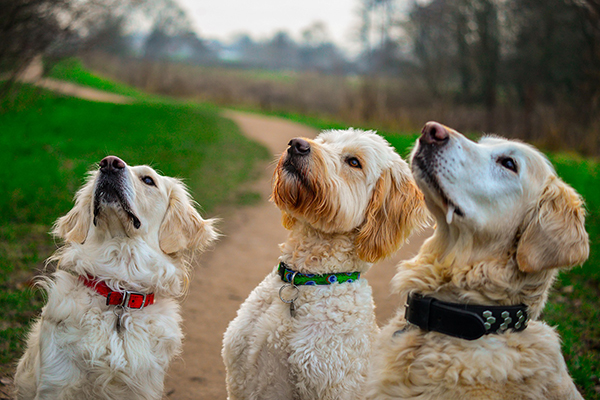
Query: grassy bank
xmin=0 ymin=83 xmax=269 ymax=375
xmin=46 ymin=58 xmax=151 ymax=100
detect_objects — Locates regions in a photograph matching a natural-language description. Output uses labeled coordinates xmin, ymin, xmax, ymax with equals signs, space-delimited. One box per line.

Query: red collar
xmin=79 ymin=275 xmax=155 ymax=309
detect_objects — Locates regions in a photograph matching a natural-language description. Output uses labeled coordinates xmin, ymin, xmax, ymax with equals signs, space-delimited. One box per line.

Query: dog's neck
xmin=279 ymin=222 xmax=371 ymax=274
xmin=392 ymin=231 xmax=557 ymax=320
xmin=51 ymin=237 xmax=187 ymax=298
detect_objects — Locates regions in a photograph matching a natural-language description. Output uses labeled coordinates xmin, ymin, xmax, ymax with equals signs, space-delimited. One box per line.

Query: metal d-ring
xmin=279 ymin=272 xmax=299 ymax=304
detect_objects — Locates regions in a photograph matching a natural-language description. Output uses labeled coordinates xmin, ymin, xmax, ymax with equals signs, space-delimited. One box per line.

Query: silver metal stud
xmin=482 ymin=310 xmax=496 ymax=330
xmin=498 ymin=310 xmax=513 ymax=332
xmin=516 ymin=310 xmax=523 ymax=318
xmin=516 ymin=313 xmax=526 ymax=328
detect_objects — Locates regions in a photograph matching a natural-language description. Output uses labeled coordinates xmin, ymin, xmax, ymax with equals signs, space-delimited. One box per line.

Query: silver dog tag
xmin=279 ymin=284 xmax=300 ymax=318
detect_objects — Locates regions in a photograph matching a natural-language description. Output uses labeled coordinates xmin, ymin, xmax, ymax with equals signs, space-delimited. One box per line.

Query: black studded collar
xmin=405 ymin=293 xmax=529 ymax=341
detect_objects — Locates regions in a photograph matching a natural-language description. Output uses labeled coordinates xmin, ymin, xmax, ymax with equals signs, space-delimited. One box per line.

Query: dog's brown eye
xmin=499 ymin=157 xmax=518 ymax=173
xmin=346 ymin=157 xmax=362 ymax=169
xmin=141 ymin=176 xmax=156 ymax=186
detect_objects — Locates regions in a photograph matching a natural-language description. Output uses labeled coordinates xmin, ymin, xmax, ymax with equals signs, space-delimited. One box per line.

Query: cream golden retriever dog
xmin=222 ymin=129 xmax=427 ymax=400
xmin=14 ymin=156 xmax=218 ymax=400
xmin=366 ymin=122 xmax=589 ymax=400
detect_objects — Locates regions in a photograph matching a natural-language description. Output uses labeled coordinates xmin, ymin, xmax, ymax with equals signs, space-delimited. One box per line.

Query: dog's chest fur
xmin=223 ymin=271 xmax=378 ymax=399
xmin=17 ymin=271 xmax=183 ymax=400
xmin=48 ymin=271 xmax=182 ymax=358
xmin=369 ymin=310 xmax=575 ymax=400
xmin=278 ymin=226 xmax=370 ymax=274
xmin=367 ymin=253 xmax=579 ymax=400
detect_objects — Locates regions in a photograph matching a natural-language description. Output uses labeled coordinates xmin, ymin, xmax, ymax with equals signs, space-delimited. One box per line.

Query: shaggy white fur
xmin=14 ymin=157 xmax=218 ymax=400
xmin=223 ymin=129 xmax=427 ymax=400
xmin=366 ymin=122 xmax=589 ymax=400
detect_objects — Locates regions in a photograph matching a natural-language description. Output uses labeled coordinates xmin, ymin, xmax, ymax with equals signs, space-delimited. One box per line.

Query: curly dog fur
xmin=223 ymin=129 xmax=427 ymax=400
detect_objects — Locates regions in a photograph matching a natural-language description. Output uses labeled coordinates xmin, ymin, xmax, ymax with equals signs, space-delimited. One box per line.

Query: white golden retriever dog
xmin=14 ymin=156 xmax=218 ymax=400
xmin=366 ymin=122 xmax=589 ymax=400
xmin=222 ymin=129 xmax=427 ymax=400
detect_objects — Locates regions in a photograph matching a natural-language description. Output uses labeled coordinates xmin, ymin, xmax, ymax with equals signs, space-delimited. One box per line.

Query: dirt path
xmin=8 ymin=73 xmax=132 ymax=103
xmin=31 ymin=78 xmax=133 ymax=104
xmin=163 ymin=110 xmax=431 ymax=399
xmin=7 ymin=56 xmax=132 ymax=104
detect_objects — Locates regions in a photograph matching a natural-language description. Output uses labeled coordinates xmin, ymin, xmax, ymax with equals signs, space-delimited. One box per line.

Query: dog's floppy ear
xmin=356 ymin=161 xmax=428 ymax=263
xmin=159 ymin=180 xmax=219 ymax=255
xmin=516 ymin=176 xmax=589 ymax=273
xmin=52 ymin=173 xmax=95 ymax=243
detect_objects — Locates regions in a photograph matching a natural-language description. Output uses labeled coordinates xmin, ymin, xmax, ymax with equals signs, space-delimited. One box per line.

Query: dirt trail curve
xmin=164 ymin=110 xmax=431 ymax=400
xmin=7 ymin=57 xmax=131 ymax=104
xmin=31 ymin=79 xmax=132 ymax=104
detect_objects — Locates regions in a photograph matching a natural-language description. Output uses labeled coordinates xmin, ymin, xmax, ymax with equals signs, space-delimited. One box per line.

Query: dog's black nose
xmin=288 ymin=138 xmax=311 ymax=157
xmin=99 ymin=156 xmax=126 ymax=173
xmin=420 ymin=122 xmax=449 ymax=146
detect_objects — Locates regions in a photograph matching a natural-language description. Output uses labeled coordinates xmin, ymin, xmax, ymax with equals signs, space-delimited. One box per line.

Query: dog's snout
xmin=420 ymin=122 xmax=449 ymax=146
xmin=288 ymin=138 xmax=311 ymax=157
xmin=99 ymin=156 xmax=126 ymax=174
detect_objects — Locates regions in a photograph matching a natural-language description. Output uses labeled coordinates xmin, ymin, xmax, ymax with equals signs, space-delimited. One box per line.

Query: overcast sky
xmin=176 ymin=0 xmax=361 ymax=51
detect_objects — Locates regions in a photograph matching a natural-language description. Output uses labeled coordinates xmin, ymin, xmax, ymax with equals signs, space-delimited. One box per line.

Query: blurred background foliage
xmin=2 ymin=0 xmax=600 ymax=154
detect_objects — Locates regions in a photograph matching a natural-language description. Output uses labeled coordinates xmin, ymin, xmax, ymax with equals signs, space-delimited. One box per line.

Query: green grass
xmin=543 ymin=153 xmax=600 ymax=396
xmin=46 ymin=58 xmax=151 ymax=100
xmin=0 ymin=83 xmax=269 ymax=375
xmin=271 ymin=112 xmax=600 ymax=399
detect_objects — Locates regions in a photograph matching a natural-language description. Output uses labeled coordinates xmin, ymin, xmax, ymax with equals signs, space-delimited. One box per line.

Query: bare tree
xmin=0 ymin=0 xmax=70 ymax=84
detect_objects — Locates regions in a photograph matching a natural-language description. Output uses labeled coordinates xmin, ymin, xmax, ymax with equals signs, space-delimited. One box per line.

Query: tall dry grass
xmin=81 ymin=52 xmax=600 ymax=156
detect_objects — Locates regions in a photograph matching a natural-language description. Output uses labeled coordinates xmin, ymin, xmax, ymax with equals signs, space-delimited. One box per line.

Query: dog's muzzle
xmin=93 ymin=156 xmax=141 ymax=229
xmin=411 ymin=123 xmax=464 ymax=221
xmin=96 ymin=156 xmax=126 ymax=202
xmin=413 ymin=121 xmax=450 ymax=163
xmin=282 ymin=138 xmax=311 ymax=177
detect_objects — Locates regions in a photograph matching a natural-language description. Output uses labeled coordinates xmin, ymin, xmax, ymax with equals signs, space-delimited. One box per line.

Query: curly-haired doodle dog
xmin=14 ymin=156 xmax=218 ymax=400
xmin=222 ymin=129 xmax=428 ymax=400
xmin=366 ymin=122 xmax=589 ymax=400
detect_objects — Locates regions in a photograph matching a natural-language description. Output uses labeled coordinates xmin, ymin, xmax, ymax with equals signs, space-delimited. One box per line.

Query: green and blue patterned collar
xmin=277 ymin=261 xmax=361 ymax=286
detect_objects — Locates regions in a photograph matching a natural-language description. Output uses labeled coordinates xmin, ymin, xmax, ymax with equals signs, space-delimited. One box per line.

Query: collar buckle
xmin=81 ymin=275 xmax=154 ymax=309
xmin=105 ymin=290 xmax=148 ymax=309
xmin=122 ymin=291 xmax=147 ymax=309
